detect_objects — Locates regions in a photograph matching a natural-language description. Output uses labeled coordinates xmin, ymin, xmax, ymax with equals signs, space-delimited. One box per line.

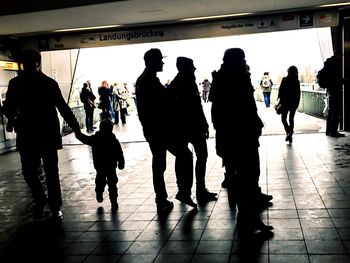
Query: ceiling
xmin=0 ymin=0 xmax=349 ymax=37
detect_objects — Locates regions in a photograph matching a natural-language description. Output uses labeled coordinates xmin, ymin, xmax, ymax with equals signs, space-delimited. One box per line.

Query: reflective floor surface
xmin=1 ymin=103 xmax=350 ymax=263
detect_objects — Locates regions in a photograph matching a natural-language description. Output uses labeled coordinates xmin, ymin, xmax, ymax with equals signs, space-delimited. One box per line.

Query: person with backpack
xmin=260 ymin=72 xmax=273 ymax=108
xmin=317 ymin=52 xmax=345 ymax=137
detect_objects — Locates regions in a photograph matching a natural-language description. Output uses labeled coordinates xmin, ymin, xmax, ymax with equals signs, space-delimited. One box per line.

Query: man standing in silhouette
xmin=3 ymin=49 xmax=81 ymax=220
xmin=136 ymin=48 xmax=196 ymax=214
xmin=318 ymin=52 xmax=345 ymax=137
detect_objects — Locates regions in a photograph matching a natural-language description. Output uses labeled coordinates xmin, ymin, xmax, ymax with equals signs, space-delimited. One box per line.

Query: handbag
xmin=274 ymin=102 xmax=283 ymax=115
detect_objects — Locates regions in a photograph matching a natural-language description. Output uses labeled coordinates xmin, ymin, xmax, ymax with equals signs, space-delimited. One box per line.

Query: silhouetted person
xmin=201 ymin=78 xmax=211 ymax=103
xmin=260 ymin=72 xmax=273 ymax=107
xmin=76 ymin=118 xmax=124 ymax=212
xmin=277 ymin=66 xmax=301 ymax=143
xmin=318 ymin=52 xmax=345 ymax=137
xmin=136 ymin=48 xmax=196 ymax=214
xmin=98 ymin=80 xmax=111 ymax=120
xmin=209 ymin=48 xmax=273 ymax=233
xmin=168 ymin=57 xmax=217 ymax=203
xmin=2 ymin=49 xmax=81 ymax=220
xmin=80 ymin=81 xmax=96 ymax=132
xmin=114 ymin=82 xmax=129 ymax=124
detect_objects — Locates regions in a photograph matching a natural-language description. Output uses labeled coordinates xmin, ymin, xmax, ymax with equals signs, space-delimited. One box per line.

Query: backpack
xmin=316 ymin=68 xmax=329 ymax=89
xmin=261 ymin=76 xmax=272 ymax=90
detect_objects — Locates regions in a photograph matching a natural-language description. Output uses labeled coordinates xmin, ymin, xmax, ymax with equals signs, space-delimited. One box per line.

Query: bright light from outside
xmin=73 ymin=27 xmax=333 ymax=93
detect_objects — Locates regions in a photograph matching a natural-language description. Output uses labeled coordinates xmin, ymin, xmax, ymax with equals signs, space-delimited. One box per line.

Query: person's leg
xmin=266 ymin=92 xmax=271 ymax=107
xmin=235 ymin=146 xmax=273 ymax=233
xmin=95 ymin=170 xmax=107 ymax=203
xmin=41 ymin=149 xmax=63 ymax=218
xmin=106 ymin=170 xmax=118 ymax=211
xmin=148 ymin=142 xmax=171 ymax=207
xmin=281 ymin=111 xmax=290 ymax=140
xmin=114 ymin=110 xmax=119 ymax=124
xmin=191 ymin=136 xmax=217 ymax=202
xmin=263 ymin=92 xmax=268 ymax=107
xmin=85 ymin=109 xmax=90 ymax=131
xmin=20 ymin=150 xmax=47 ymax=210
xmin=167 ymin=141 xmax=196 ymax=207
xmin=288 ymin=108 xmax=297 ymax=134
xmin=121 ymin=108 xmax=127 ymax=124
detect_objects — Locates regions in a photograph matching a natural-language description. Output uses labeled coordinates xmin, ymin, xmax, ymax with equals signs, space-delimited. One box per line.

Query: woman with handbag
xmin=277 ymin=65 xmax=301 ymax=143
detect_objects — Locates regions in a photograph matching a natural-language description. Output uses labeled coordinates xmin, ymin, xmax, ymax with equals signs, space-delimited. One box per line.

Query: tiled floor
xmin=1 ymin=104 xmax=350 ymax=263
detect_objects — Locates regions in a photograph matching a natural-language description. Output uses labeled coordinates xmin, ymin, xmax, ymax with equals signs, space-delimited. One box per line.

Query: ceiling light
xmin=180 ymin=13 xmax=252 ymax=22
xmin=54 ymin=25 xmax=121 ymax=33
xmin=319 ymin=2 xmax=350 ymax=7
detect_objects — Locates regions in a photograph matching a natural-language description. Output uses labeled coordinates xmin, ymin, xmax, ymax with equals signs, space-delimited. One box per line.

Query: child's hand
xmin=118 ymin=163 xmax=125 ymax=170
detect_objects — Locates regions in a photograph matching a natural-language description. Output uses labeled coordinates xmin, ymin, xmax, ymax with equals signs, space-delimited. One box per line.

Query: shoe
xmin=96 ymin=192 xmax=104 ymax=203
xmin=254 ymin=218 xmax=274 ymax=232
xmin=196 ymin=188 xmax=218 ymax=203
xmin=285 ymin=132 xmax=293 ymax=142
xmin=51 ymin=210 xmax=63 ymax=221
xmin=175 ymin=193 xmax=197 ymax=208
xmin=259 ymin=192 xmax=273 ymax=203
xmin=329 ymin=132 xmax=345 ymax=137
xmin=156 ymin=200 xmax=174 ymax=214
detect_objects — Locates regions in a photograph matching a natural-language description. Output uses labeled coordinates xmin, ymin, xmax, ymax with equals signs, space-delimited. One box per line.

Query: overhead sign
xmin=0 ymin=61 xmax=19 ymax=71
xmin=30 ymin=10 xmax=338 ymax=51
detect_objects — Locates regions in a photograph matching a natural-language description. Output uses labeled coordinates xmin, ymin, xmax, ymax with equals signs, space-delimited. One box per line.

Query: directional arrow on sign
xmin=299 ymin=12 xmax=313 ymax=27
xmin=302 ymin=15 xmax=310 ymax=24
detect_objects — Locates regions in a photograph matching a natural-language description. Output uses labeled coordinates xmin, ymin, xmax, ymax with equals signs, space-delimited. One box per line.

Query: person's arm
xmin=75 ymin=131 xmax=93 ymax=146
xmin=115 ymin=140 xmax=125 ymax=169
xmin=53 ymin=80 xmax=80 ymax=132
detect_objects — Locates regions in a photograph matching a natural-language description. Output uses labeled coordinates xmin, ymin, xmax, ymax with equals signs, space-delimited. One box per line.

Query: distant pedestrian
xmin=317 ymin=52 xmax=345 ymax=137
xmin=201 ymin=78 xmax=211 ymax=102
xmin=277 ymin=66 xmax=301 ymax=143
xmin=75 ymin=118 xmax=125 ymax=212
xmin=80 ymin=81 xmax=96 ymax=132
xmin=98 ymin=80 xmax=111 ymax=120
xmin=115 ymin=83 xmax=129 ymax=124
xmin=260 ymin=72 xmax=273 ymax=107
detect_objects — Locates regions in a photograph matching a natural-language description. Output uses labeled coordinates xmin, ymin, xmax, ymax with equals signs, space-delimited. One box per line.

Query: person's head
xmin=99 ymin=118 xmax=114 ymax=133
xmin=176 ymin=57 xmax=195 ymax=73
xmin=20 ymin=49 xmax=41 ymax=73
xmin=287 ymin=66 xmax=298 ymax=76
xmin=101 ymin=80 xmax=108 ymax=87
xmin=83 ymin=82 xmax=88 ymax=88
xmin=223 ymin=48 xmax=246 ymax=66
xmin=144 ymin=48 xmax=164 ymax=72
xmin=264 ymin=72 xmax=269 ymax=76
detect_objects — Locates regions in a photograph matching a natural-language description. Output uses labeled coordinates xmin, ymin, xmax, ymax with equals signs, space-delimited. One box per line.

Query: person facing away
xmin=98 ymin=80 xmax=111 ymax=120
xmin=75 ymin=118 xmax=124 ymax=212
xmin=201 ymin=78 xmax=211 ymax=103
xmin=277 ymin=66 xmax=301 ymax=143
xmin=167 ymin=57 xmax=217 ymax=203
xmin=80 ymin=81 xmax=96 ymax=132
xmin=2 ymin=49 xmax=80 ymax=220
xmin=260 ymin=72 xmax=273 ymax=108
xmin=209 ymin=48 xmax=273 ymax=233
xmin=318 ymin=52 xmax=345 ymax=137
xmin=135 ymin=48 xmax=196 ymax=214
xmin=114 ymin=82 xmax=129 ymax=124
